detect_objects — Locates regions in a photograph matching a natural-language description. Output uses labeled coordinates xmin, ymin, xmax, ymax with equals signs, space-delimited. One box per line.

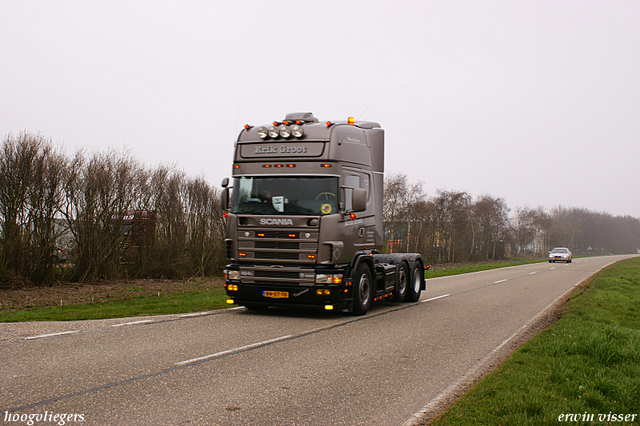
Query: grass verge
xmin=424 ymin=258 xmax=547 ymax=279
xmin=0 ymin=286 xmax=229 ymax=322
xmin=430 ymin=256 xmax=640 ymax=425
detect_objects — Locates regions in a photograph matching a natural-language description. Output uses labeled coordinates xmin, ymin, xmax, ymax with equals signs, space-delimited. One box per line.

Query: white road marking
xmin=110 ymin=320 xmax=153 ymax=327
xmin=421 ymin=294 xmax=450 ymax=303
xmin=178 ymin=311 xmax=212 ymax=318
xmin=25 ymin=330 xmax=78 ymax=340
xmin=176 ymin=335 xmax=293 ymax=366
xmin=494 ymin=279 xmax=508 ymax=284
xmin=529 ymin=271 xmax=537 ymax=275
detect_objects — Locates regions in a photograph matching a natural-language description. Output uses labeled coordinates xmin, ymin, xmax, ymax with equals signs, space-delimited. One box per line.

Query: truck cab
xmin=222 ymin=113 xmax=425 ymax=314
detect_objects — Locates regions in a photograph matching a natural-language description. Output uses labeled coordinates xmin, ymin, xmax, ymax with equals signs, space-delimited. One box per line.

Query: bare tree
xmin=0 ymin=132 xmax=66 ymax=286
xmin=60 ymin=149 xmax=143 ymax=282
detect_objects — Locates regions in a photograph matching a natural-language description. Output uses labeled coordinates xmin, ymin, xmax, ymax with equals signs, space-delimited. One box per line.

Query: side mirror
xmin=352 ymin=188 xmax=367 ymax=212
xmin=221 ymin=178 xmax=230 ymax=210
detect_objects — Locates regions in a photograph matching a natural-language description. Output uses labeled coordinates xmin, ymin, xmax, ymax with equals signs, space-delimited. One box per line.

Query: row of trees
xmin=1 ymin=133 xmax=639 ymax=287
xmin=383 ymin=173 xmax=640 ymax=263
xmin=0 ymin=132 xmax=225 ymax=287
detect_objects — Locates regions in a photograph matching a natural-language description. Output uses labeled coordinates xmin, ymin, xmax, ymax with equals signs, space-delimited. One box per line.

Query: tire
xmin=352 ymin=263 xmax=373 ymax=315
xmin=392 ymin=261 xmax=409 ymax=302
xmin=406 ymin=262 xmax=424 ymax=303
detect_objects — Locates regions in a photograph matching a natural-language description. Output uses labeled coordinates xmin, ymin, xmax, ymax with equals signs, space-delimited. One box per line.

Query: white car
xmin=549 ymin=247 xmax=572 ymax=263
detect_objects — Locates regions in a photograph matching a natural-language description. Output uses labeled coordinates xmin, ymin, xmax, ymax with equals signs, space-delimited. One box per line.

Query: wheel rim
xmin=412 ymin=269 xmax=421 ymax=293
xmin=359 ymin=274 xmax=371 ymax=305
xmin=398 ymin=267 xmax=407 ymax=295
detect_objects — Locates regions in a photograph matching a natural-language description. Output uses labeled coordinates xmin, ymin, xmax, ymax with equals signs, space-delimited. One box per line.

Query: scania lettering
xmin=222 ymin=112 xmax=427 ymax=315
xmin=260 ymin=218 xmax=295 ymax=226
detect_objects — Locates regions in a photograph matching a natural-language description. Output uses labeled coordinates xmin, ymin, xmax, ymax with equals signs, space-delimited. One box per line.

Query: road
xmin=0 ymin=255 xmax=633 ymax=426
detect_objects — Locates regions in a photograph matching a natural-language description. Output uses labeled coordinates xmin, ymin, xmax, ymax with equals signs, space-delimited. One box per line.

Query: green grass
xmin=0 ymin=287 xmax=230 ymax=322
xmin=424 ymin=258 xmax=547 ymax=279
xmin=431 ymin=257 xmax=640 ymax=426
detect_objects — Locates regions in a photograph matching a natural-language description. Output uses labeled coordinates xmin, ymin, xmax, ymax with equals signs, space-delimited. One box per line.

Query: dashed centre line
xmin=176 ymin=335 xmax=293 ymax=366
xmin=421 ymin=294 xmax=450 ymax=303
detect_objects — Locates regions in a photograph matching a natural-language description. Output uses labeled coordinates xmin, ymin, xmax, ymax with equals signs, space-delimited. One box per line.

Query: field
xmin=0 ymin=277 xmax=227 ymax=322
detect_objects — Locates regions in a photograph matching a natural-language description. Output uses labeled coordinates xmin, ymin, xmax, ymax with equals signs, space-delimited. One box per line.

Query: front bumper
xmin=225 ymin=281 xmax=350 ymax=311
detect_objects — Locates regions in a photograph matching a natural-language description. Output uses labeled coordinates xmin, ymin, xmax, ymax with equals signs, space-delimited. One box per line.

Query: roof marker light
xmin=348 ymin=117 xmax=355 ymax=125
xmin=326 ymin=121 xmax=333 ymax=127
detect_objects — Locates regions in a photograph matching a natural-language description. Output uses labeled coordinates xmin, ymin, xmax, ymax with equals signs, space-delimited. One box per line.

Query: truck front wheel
xmin=352 ymin=263 xmax=373 ymax=315
xmin=405 ymin=262 xmax=424 ymax=302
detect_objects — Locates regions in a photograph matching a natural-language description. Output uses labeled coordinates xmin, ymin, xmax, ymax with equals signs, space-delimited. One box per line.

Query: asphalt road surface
xmin=1 ymin=255 xmax=634 ymax=426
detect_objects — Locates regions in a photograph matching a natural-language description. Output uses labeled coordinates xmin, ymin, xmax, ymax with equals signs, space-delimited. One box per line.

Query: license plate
xmin=263 ymin=291 xmax=289 ymax=298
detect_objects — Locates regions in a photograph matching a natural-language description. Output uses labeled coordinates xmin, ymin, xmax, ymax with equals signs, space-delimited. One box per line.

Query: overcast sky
xmin=1 ymin=1 xmax=638 ymax=217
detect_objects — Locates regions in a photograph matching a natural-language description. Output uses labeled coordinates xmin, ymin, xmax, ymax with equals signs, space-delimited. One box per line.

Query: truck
xmin=221 ymin=112 xmax=427 ymax=315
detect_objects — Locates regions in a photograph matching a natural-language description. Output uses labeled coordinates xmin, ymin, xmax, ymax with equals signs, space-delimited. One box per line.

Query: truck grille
xmin=255 ymin=241 xmax=300 ymax=250
xmin=234 ymin=225 xmax=319 ymax=286
xmin=236 ymin=227 xmax=318 ymax=265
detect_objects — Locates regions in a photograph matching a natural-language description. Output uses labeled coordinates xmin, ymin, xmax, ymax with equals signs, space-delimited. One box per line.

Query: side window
xmin=344 ymin=175 xmax=361 ymax=212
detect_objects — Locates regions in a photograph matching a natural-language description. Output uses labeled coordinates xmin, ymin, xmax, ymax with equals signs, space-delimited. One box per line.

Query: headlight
xmin=257 ymin=126 xmax=269 ymax=139
xmin=268 ymin=126 xmax=279 ymax=138
xmin=315 ymin=273 xmax=343 ymax=284
xmin=291 ymin=124 xmax=304 ymax=138
xmin=225 ymin=270 xmax=240 ymax=280
xmin=315 ymin=274 xmax=332 ymax=284
xmin=279 ymin=125 xmax=291 ymax=138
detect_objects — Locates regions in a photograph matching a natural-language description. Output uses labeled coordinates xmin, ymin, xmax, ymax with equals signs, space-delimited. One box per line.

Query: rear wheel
xmin=352 ymin=263 xmax=373 ymax=315
xmin=393 ymin=261 xmax=409 ymax=302
xmin=406 ymin=262 xmax=424 ymax=302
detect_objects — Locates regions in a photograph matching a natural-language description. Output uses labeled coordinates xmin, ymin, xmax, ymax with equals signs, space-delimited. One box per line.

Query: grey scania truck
xmin=221 ymin=112 xmax=426 ymax=315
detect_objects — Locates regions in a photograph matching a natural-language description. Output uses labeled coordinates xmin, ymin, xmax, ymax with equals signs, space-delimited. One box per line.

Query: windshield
xmin=551 ymin=248 xmax=569 ymax=253
xmin=230 ymin=176 xmax=339 ymax=215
